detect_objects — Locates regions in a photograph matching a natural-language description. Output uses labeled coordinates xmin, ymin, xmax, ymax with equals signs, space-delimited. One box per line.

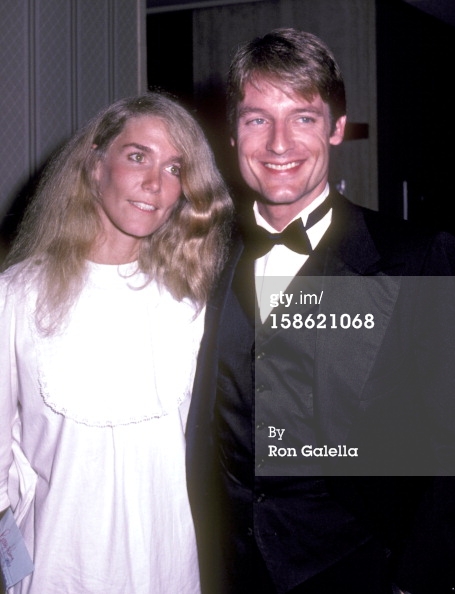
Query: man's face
xmin=232 ymin=78 xmax=346 ymax=228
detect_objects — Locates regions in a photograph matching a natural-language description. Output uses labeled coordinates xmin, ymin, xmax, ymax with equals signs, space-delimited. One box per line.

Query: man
xmin=186 ymin=29 xmax=455 ymax=594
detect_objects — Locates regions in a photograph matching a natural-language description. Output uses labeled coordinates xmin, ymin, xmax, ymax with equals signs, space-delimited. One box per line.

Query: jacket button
xmin=256 ymin=493 xmax=266 ymax=503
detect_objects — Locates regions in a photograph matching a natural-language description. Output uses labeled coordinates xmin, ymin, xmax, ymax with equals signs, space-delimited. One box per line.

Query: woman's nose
xmin=142 ymin=165 xmax=161 ymax=192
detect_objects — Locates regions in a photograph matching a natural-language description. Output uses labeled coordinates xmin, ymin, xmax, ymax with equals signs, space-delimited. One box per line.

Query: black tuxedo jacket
xmin=186 ymin=192 xmax=455 ymax=594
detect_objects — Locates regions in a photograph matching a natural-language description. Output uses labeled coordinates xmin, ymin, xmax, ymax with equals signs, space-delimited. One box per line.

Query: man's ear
xmin=330 ymin=115 xmax=347 ymax=146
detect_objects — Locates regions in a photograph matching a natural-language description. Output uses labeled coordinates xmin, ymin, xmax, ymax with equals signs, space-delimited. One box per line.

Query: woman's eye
xmin=129 ymin=153 xmax=145 ymax=163
xmin=166 ymin=164 xmax=181 ymax=177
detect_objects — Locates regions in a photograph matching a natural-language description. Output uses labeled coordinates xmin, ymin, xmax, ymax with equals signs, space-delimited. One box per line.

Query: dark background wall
xmin=376 ymin=0 xmax=455 ymax=232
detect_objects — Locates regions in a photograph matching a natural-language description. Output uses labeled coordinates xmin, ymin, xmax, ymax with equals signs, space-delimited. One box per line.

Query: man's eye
xmin=298 ymin=116 xmax=316 ymax=124
xmin=248 ymin=118 xmax=266 ymax=126
xmin=166 ymin=164 xmax=181 ymax=177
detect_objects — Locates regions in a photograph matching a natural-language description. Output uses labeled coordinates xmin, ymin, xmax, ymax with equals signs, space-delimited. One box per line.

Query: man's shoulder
xmin=338 ymin=195 xmax=455 ymax=273
xmin=338 ymin=194 xmax=428 ymax=243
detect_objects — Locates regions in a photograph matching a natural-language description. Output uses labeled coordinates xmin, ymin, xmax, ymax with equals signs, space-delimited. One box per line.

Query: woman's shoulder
xmin=0 ymin=260 xmax=38 ymax=302
xmin=1 ymin=259 xmax=33 ymax=279
xmin=1 ymin=261 xmax=23 ymax=287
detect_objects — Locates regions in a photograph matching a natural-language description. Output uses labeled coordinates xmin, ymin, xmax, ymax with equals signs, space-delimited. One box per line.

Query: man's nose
xmin=266 ymin=121 xmax=294 ymax=154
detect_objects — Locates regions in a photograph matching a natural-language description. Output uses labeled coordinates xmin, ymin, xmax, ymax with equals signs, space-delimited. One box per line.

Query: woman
xmin=0 ymin=93 xmax=233 ymax=593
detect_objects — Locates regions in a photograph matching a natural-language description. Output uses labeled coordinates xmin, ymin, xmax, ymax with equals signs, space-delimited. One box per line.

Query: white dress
xmin=0 ymin=261 xmax=204 ymax=594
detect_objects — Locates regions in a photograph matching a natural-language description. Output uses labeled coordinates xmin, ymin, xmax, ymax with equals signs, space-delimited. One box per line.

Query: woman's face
xmin=92 ymin=115 xmax=183 ymax=263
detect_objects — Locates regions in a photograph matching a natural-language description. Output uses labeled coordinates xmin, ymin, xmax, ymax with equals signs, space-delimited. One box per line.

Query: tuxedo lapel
xmin=232 ymin=242 xmax=257 ymax=324
xmin=311 ymin=194 xmax=402 ymax=445
xmin=314 ymin=273 xmax=401 ymax=446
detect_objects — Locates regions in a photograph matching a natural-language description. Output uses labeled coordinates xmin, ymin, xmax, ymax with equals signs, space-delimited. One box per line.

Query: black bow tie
xmin=247 ymin=196 xmax=333 ymax=259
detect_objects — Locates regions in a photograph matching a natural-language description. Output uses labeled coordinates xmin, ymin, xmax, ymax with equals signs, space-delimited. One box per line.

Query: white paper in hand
xmin=0 ymin=509 xmax=34 ymax=588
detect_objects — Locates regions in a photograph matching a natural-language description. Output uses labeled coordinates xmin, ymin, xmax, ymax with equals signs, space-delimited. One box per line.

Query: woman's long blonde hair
xmin=5 ymin=93 xmax=233 ymax=333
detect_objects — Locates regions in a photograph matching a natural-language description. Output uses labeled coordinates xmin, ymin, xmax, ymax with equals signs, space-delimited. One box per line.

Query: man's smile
xmin=263 ymin=161 xmax=301 ymax=171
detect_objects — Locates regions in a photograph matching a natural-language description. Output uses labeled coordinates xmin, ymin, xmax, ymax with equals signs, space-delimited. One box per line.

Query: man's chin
xmin=256 ymin=192 xmax=305 ymax=207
